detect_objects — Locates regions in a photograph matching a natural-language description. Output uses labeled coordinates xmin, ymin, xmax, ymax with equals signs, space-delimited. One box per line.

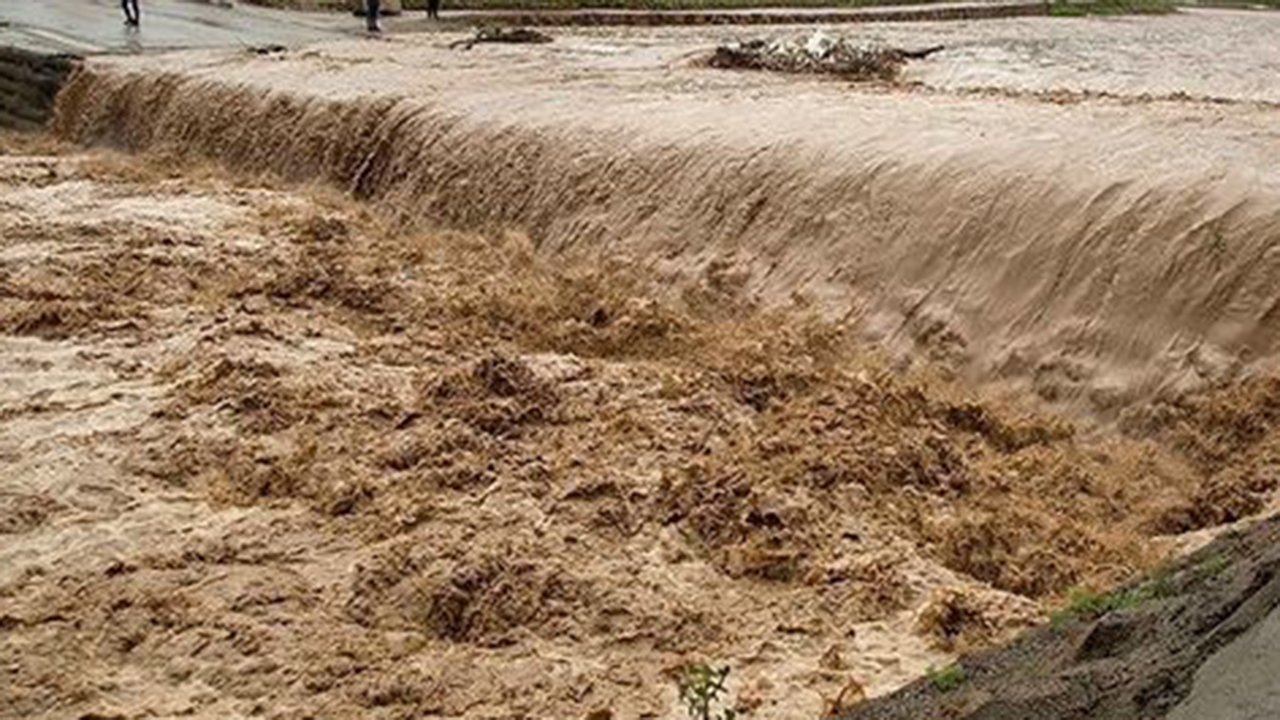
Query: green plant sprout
xmin=927 ymin=663 xmax=966 ymax=692
xmin=677 ymin=663 xmax=738 ymax=720
xmin=1050 ymin=565 xmax=1181 ymax=626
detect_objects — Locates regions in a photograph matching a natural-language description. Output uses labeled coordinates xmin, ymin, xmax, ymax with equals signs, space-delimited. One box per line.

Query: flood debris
xmin=708 ymin=31 xmax=944 ymax=81
xmin=449 ymin=27 xmax=554 ymax=51
xmin=248 ymin=44 xmax=287 ymax=56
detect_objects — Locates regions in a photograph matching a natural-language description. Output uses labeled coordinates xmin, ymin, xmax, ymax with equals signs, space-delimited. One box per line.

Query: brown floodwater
xmin=5 ymin=8 xmax=1280 ymax=720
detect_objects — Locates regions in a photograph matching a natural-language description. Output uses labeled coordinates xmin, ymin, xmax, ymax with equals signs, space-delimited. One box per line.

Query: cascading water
xmin=52 ymin=43 xmax=1280 ymax=422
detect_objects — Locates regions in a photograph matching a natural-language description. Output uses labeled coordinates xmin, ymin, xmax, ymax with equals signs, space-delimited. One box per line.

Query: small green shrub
xmin=1197 ymin=553 xmax=1231 ymax=580
xmin=927 ymin=663 xmax=966 ymax=693
xmin=1051 ymin=568 xmax=1181 ymax=626
xmin=1052 ymin=588 xmax=1114 ymax=624
xmin=676 ymin=663 xmax=737 ymax=720
xmin=1144 ymin=564 xmax=1177 ymax=600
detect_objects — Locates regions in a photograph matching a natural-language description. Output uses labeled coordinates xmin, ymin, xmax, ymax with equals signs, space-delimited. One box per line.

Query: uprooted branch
xmin=449 ymin=27 xmax=554 ymax=51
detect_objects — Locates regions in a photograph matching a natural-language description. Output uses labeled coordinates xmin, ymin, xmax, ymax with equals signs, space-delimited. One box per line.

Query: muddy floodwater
xmin=6 ymin=7 xmax=1280 ymax=720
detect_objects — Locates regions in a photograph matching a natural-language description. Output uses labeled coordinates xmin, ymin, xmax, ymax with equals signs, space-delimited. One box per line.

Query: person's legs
xmin=365 ymin=0 xmax=381 ymax=31
xmin=428 ymin=0 xmax=440 ymax=19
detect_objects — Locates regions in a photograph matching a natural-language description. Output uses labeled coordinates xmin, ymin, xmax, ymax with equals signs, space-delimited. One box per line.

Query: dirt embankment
xmin=242 ymin=0 xmax=1049 ymax=25
xmin=841 ymin=511 xmax=1280 ymax=720
xmin=421 ymin=3 xmax=1049 ymax=27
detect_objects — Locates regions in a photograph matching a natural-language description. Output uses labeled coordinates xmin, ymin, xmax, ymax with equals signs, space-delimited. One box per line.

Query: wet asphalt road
xmin=0 ymin=0 xmax=361 ymax=54
xmin=0 ymin=0 xmax=1050 ymax=55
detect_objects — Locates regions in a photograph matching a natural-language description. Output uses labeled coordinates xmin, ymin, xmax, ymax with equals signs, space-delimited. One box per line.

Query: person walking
xmin=365 ymin=0 xmax=382 ymax=32
xmin=122 ymin=0 xmax=140 ymax=27
xmin=426 ymin=0 xmax=441 ymax=20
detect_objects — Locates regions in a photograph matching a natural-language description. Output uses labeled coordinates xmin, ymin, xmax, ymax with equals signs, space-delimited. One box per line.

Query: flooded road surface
xmin=792 ymin=8 xmax=1280 ymax=102
xmin=620 ymin=8 xmax=1280 ymax=102
xmin=0 ymin=0 xmax=353 ymax=54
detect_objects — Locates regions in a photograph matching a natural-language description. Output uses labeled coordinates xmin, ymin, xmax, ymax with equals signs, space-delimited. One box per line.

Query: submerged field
xmin=5 ymin=8 xmax=1280 ymax=720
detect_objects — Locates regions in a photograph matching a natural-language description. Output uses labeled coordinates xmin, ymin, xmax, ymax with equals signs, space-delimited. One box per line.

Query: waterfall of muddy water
xmin=51 ymin=18 xmax=1280 ymax=423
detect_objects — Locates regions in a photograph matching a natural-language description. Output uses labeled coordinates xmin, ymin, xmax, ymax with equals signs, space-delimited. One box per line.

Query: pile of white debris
xmin=707 ymin=30 xmax=944 ymax=80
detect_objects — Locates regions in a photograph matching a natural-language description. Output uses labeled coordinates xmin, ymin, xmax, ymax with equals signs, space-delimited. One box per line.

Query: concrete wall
xmin=0 ymin=48 xmax=78 ymax=132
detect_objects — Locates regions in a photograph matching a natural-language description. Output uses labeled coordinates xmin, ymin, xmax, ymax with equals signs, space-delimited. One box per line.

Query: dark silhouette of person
xmin=427 ymin=0 xmax=441 ymax=20
xmin=122 ymin=0 xmax=140 ymax=27
xmin=365 ymin=0 xmax=381 ymax=31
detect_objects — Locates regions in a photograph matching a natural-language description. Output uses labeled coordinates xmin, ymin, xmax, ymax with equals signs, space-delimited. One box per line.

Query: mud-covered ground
xmin=3 ymin=131 xmax=1280 ymax=720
